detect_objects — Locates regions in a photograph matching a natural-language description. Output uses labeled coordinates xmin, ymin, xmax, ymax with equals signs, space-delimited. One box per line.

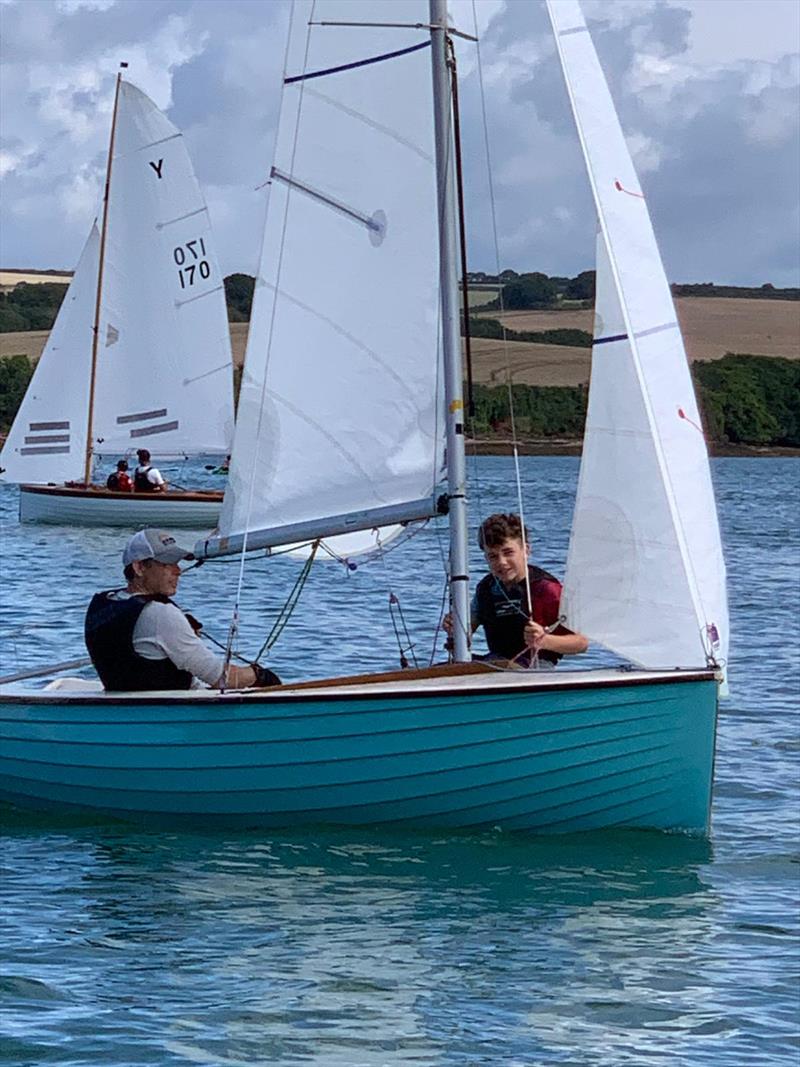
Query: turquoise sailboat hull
xmin=0 ymin=668 xmax=718 ymax=834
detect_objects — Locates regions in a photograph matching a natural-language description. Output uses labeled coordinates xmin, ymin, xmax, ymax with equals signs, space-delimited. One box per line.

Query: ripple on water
xmin=1 ymin=457 xmax=799 ymax=1066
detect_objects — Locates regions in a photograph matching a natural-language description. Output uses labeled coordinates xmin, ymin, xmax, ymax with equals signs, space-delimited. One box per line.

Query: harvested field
xmin=0 ymin=327 xmax=252 ymax=369
xmin=0 ymin=330 xmax=49 ymax=362
xmin=3 ymin=296 xmax=798 ymax=388
xmin=467 ymin=337 xmax=590 ymax=386
xmin=477 ymin=297 xmax=800 ymax=362
xmin=0 ymin=269 xmax=72 ymax=291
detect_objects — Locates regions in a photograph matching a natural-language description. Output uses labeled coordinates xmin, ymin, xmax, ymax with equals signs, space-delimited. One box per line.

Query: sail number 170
xmin=174 ymin=238 xmax=211 ymax=288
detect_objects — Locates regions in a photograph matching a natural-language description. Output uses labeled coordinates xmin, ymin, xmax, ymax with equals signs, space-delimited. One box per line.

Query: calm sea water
xmin=1 ymin=456 xmax=798 ymax=1066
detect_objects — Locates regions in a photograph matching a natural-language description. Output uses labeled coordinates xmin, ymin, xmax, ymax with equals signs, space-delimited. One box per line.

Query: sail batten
xmin=548 ymin=0 xmax=728 ymax=674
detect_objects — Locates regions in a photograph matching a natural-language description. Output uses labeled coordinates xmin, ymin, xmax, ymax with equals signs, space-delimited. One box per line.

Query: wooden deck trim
xmin=0 ymin=667 xmax=719 ymax=706
xmin=20 ymin=484 xmax=224 ymax=503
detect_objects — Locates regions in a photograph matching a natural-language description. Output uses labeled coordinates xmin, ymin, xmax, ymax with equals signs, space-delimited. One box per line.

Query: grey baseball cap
xmin=122 ymin=529 xmax=194 ymax=567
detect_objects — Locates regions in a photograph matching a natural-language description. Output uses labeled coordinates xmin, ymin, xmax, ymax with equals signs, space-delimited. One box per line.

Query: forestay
xmin=206 ymin=0 xmax=444 ymax=557
xmin=548 ymin=0 xmax=729 ymax=673
xmin=0 ymin=228 xmax=100 ymax=485
xmin=92 ymin=81 xmax=234 ymax=458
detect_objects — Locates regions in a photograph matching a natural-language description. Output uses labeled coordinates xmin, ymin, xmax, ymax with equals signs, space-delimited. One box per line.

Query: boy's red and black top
xmin=472 ymin=564 xmax=568 ymax=665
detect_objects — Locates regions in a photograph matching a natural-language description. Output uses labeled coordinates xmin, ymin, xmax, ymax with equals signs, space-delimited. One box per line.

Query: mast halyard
xmin=430 ymin=0 xmax=470 ymax=663
xmin=84 ymin=63 xmax=126 ymax=485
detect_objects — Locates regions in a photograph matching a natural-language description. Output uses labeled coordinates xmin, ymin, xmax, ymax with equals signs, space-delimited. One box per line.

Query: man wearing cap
xmin=85 ymin=529 xmax=279 ymax=691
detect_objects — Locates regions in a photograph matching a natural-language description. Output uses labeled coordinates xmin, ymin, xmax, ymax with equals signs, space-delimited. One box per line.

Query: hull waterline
xmin=18 ymin=484 xmax=223 ymax=528
xmin=0 ymin=667 xmax=718 ymax=834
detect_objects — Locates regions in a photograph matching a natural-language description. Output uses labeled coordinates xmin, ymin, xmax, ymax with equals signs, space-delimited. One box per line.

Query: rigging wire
xmin=470 ymin=0 xmax=532 ymax=616
xmin=218 ymin=1 xmax=314 ymax=690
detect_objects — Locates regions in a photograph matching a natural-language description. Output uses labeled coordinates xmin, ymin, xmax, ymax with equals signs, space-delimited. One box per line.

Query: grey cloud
xmin=0 ymin=0 xmax=797 ymax=287
xmin=457 ymin=0 xmax=799 ymax=286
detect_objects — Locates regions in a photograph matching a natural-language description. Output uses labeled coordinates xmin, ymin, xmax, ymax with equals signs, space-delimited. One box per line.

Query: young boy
xmin=445 ymin=513 xmax=588 ymax=668
xmin=106 ymin=459 xmax=132 ymax=492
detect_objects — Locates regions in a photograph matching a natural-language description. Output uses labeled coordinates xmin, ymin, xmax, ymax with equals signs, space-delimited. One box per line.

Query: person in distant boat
xmin=85 ymin=528 xmax=281 ymax=692
xmin=106 ymin=459 xmax=132 ymax=492
xmin=443 ymin=512 xmax=588 ymax=668
xmin=133 ymin=448 xmax=166 ymax=492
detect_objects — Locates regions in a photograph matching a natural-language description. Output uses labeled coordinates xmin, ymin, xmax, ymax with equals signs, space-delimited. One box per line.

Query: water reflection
xmin=2 ymin=818 xmax=720 ymax=1065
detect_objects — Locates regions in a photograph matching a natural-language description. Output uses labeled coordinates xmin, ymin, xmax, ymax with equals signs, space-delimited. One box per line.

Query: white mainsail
xmin=548 ymin=0 xmax=729 ymax=672
xmin=92 ymin=81 xmax=234 ymax=457
xmin=205 ymin=0 xmax=444 ymax=556
xmin=1 ymin=79 xmax=233 ymax=486
xmin=0 ymin=227 xmax=100 ymax=485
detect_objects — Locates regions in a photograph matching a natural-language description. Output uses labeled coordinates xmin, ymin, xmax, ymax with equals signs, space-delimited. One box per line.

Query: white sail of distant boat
xmin=548 ymin=0 xmax=728 ymax=676
xmin=0 ymin=79 xmax=235 ymax=489
xmin=0 ymin=227 xmax=100 ymax=485
xmin=209 ymin=0 xmax=444 ymax=559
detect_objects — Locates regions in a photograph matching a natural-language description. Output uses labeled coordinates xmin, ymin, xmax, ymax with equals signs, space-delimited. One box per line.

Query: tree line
xmin=2 ymin=351 xmax=797 ymax=448
xmin=466 ymin=355 xmax=800 ymax=447
xmin=468 ymin=270 xmax=798 ymax=304
xmin=2 ymin=268 xmax=796 ymax=334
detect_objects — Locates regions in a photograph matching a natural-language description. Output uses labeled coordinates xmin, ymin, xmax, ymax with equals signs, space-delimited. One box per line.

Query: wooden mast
xmin=83 ymin=62 xmax=126 ymax=485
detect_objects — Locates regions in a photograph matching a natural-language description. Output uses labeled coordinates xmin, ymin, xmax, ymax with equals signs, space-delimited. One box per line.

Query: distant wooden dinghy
xmin=0 ymin=74 xmax=234 ymax=524
xmin=18 ymin=483 xmax=223 ymax=528
xmin=0 ymin=666 xmax=719 ymax=833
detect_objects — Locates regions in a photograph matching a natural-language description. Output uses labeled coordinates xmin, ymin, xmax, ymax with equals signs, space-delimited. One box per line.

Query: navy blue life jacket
xmin=473 ymin=565 xmax=562 ymax=665
xmin=133 ymin=466 xmax=156 ymax=492
xmin=84 ymin=591 xmax=193 ymax=691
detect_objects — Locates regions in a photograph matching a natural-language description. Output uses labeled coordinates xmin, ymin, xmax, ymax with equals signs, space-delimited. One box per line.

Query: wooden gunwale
xmin=19 ymin=484 xmax=223 ymax=503
xmin=0 ymin=666 xmax=718 ymax=707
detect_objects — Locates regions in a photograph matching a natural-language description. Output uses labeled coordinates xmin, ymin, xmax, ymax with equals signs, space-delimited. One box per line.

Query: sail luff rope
xmin=470 ymin=1 xmax=534 ymax=630
xmin=220 ymin=0 xmax=311 ymax=690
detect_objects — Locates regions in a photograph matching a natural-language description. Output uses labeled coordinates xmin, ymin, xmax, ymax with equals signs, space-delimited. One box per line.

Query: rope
xmin=431 ymin=574 xmax=454 ymax=666
xmin=388 ymin=593 xmax=418 ymax=669
xmin=253 ymin=540 xmax=320 ymax=662
xmin=471 ymin=0 xmax=532 ymax=615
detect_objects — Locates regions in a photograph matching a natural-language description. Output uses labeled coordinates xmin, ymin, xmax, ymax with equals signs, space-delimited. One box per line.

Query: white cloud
xmin=56 ymin=0 xmax=116 ymax=11
xmin=0 ymin=0 xmax=797 ymax=286
xmin=0 ymin=150 xmax=21 ymax=178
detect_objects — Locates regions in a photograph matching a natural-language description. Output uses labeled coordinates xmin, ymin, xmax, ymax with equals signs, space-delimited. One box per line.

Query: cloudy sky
xmin=1 ymin=0 xmax=798 ymax=286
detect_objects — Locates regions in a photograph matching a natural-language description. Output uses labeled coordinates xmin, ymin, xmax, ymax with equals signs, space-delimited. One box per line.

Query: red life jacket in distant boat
xmin=107 ymin=471 xmax=132 ymax=492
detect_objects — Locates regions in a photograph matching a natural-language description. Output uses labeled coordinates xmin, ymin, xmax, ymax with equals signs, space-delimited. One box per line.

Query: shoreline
xmin=468 ymin=438 xmax=800 ymax=458
xmin=0 ymin=430 xmax=797 ymax=460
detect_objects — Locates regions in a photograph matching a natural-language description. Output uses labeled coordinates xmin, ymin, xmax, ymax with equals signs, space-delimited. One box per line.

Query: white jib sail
xmin=91 ymin=80 xmax=234 ymax=458
xmin=208 ymin=0 xmax=444 ymax=556
xmin=0 ymin=227 xmax=100 ymax=485
xmin=548 ymin=0 xmax=729 ymax=672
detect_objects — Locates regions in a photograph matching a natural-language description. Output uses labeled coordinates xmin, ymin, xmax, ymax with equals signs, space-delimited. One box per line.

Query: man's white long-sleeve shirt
xmin=110 ymin=592 xmax=224 ymax=687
